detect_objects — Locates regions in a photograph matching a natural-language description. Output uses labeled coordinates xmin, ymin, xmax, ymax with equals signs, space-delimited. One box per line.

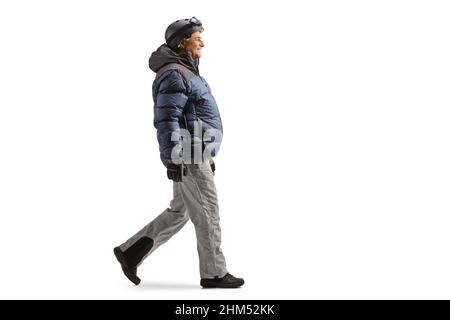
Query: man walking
xmin=113 ymin=17 xmax=244 ymax=289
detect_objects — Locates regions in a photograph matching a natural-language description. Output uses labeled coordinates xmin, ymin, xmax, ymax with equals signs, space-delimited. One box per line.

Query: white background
xmin=0 ymin=0 xmax=449 ymax=299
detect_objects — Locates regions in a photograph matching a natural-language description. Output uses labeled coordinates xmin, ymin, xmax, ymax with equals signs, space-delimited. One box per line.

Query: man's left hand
xmin=210 ymin=160 xmax=215 ymax=175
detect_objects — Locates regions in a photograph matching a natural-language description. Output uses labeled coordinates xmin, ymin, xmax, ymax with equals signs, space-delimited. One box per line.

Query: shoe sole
xmin=200 ymin=280 xmax=245 ymax=288
xmin=113 ymin=247 xmax=141 ymax=285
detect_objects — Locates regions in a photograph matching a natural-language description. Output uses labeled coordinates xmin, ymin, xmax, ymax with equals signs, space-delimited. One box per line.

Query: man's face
xmin=180 ymin=31 xmax=204 ymax=60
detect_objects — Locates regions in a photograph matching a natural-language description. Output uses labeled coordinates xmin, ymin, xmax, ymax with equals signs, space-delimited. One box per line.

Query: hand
xmin=167 ymin=163 xmax=186 ymax=182
xmin=210 ymin=160 xmax=215 ymax=175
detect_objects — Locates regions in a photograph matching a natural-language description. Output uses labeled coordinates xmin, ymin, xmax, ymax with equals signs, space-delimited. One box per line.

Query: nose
xmin=199 ymin=40 xmax=205 ymax=47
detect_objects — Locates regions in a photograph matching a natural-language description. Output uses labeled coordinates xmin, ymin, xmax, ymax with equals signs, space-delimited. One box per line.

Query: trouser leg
xmin=179 ymin=161 xmax=228 ymax=279
xmin=119 ymin=182 xmax=189 ymax=266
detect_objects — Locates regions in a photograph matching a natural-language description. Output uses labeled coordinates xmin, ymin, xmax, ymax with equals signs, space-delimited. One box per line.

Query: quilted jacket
xmin=149 ymin=44 xmax=223 ymax=167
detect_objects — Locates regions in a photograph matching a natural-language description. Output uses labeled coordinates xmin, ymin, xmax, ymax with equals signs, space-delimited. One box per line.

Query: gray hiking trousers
xmin=119 ymin=160 xmax=228 ymax=279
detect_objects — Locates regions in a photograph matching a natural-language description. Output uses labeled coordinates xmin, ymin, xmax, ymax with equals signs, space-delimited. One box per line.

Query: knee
xmin=168 ymin=208 xmax=189 ymax=221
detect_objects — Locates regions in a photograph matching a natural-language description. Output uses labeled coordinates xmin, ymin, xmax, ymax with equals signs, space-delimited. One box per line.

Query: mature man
xmin=113 ymin=17 xmax=244 ymax=289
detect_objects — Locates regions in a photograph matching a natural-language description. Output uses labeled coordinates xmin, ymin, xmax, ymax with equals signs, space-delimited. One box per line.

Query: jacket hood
xmin=148 ymin=44 xmax=199 ymax=75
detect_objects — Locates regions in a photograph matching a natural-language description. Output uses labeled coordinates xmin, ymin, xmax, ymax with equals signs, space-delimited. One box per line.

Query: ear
xmin=178 ymin=38 xmax=187 ymax=49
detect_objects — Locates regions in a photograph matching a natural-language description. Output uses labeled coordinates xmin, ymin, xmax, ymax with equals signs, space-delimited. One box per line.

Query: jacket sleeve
xmin=153 ymin=70 xmax=188 ymax=167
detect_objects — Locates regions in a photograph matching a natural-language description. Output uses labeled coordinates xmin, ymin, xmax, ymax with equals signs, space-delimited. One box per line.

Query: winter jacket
xmin=148 ymin=44 xmax=223 ymax=167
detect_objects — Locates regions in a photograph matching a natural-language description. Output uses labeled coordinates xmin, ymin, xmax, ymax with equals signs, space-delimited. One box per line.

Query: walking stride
xmin=113 ymin=17 xmax=244 ymax=288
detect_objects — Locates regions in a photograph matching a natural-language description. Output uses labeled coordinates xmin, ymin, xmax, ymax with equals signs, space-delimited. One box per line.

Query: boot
xmin=113 ymin=237 xmax=154 ymax=285
xmin=200 ymin=273 xmax=245 ymax=288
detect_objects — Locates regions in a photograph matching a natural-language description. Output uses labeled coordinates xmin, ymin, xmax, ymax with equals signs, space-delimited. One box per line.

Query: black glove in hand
xmin=167 ymin=163 xmax=186 ymax=182
xmin=210 ymin=160 xmax=215 ymax=175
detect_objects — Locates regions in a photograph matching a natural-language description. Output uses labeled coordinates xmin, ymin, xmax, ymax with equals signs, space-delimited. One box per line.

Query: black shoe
xmin=113 ymin=237 xmax=154 ymax=286
xmin=200 ymin=273 xmax=245 ymax=288
xmin=114 ymin=246 xmax=141 ymax=285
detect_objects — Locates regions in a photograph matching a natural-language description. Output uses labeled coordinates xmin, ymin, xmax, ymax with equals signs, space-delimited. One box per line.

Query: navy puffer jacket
xmin=149 ymin=44 xmax=223 ymax=167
